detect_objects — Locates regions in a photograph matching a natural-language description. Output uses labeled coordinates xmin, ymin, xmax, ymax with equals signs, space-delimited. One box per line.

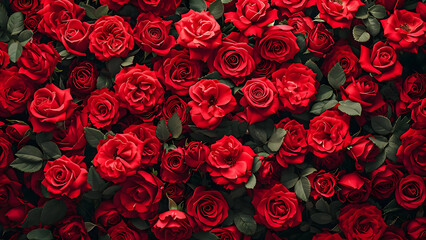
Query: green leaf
xmin=295 ymin=177 xmax=311 ymax=202
xmin=371 ymin=116 xmax=393 ymax=135
xmin=85 ymin=222 xmax=97 ymax=232
xmin=338 ymin=100 xmax=362 ymax=116
xmin=315 ymin=198 xmax=330 ymax=213
xmin=368 ymin=136 xmax=388 ymax=150
xmin=301 ymin=167 xmax=317 ymax=177
xmin=369 ymin=4 xmax=386 ymax=19
xmin=41 ymin=199 xmax=67 ymax=225
xmin=167 ymin=112 xmax=183 ymax=138
xmin=192 ymin=232 xmax=219 ymax=240
xmin=248 ymin=122 xmax=268 ymax=144
xmin=87 ymin=166 xmax=108 ymax=192
xmin=281 ymin=167 xmax=299 ymax=188
xmin=18 ymin=29 xmax=33 ymax=46
xmin=27 ymin=229 xmax=53 ymax=240
xmin=234 ymin=214 xmax=257 ymax=236
xmin=328 ymin=62 xmax=346 ymax=89
xmin=218 ymin=79 xmax=235 ymax=88
xmin=296 ymin=34 xmax=307 ymax=53
xmin=305 ymin=59 xmax=323 ymax=81
xmin=355 ymin=5 xmax=369 ymax=19
xmin=10 ymin=158 xmax=43 ymax=172
xmin=8 ymin=40 xmax=23 ymax=63
xmin=252 ymin=156 xmax=262 ymax=173
xmin=95 ymin=5 xmax=109 ymax=18
xmin=352 ymin=25 xmax=370 ymax=43
xmin=131 ymin=218 xmax=150 ymax=231
xmin=167 ymin=195 xmax=178 ymax=210
xmin=0 ymin=3 xmax=8 ymax=30
xmin=156 ymin=118 xmax=169 ymax=142
xmin=221 ymin=0 xmax=233 ymax=3
xmin=200 ymin=71 xmax=221 ymax=80
xmin=84 ymin=127 xmax=105 ymax=148
xmin=316 ymin=85 xmax=334 ymax=101
xmin=392 ymin=116 xmax=410 ymax=137
xmin=22 ymin=208 xmax=42 ymax=228
xmin=189 ymin=0 xmax=207 ymax=12
xmin=7 ymin=12 xmax=24 ymax=35
xmin=267 ymin=128 xmax=287 ymax=152
xmin=311 ymin=212 xmax=333 ymax=225
xmin=99 ymin=234 xmax=111 ymax=240
xmin=363 ymin=16 xmax=381 ymax=37
xmin=245 ymin=174 xmax=256 ymax=189
xmin=79 ymin=3 xmax=97 ymax=19
xmin=385 ymin=134 xmax=400 ymax=162
xmin=106 ymin=57 xmax=123 ymax=75
xmin=96 ymin=74 xmax=114 ymax=90
xmin=102 ymin=185 xmax=122 ymax=198
xmin=121 ymin=56 xmax=134 ymax=67
xmin=365 ymin=151 xmax=386 ymax=172
xmin=208 ymin=0 xmax=224 ymax=19
xmin=15 ymin=145 xmax=43 ymax=162
xmin=39 ymin=142 xmax=61 ymax=159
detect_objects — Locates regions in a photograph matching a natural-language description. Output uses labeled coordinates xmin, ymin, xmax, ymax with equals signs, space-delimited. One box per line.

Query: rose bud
xmin=287 ymin=12 xmax=314 ymax=35
xmin=152 ymin=210 xmax=195 ymax=240
xmin=5 ymin=123 xmax=30 ymax=144
xmin=67 ymin=61 xmax=98 ymax=98
xmin=347 ymin=135 xmax=380 ymax=171
xmin=256 ymin=154 xmax=281 ymax=185
xmin=162 ymin=95 xmax=189 ymax=127
xmin=160 ymin=147 xmax=191 ymax=183
xmin=0 ymin=200 xmax=33 ymax=228
xmin=337 ymin=172 xmax=371 ymax=203
xmin=275 ymin=118 xmax=308 ymax=167
xmin=395 ymin=174 xmax=426 ymax=210
xmin=370 ymin=161 xmax=403 ymax=199
xmin=164 ymin=183 xmax=185 ymax=204
xmin=56 ymin=19 xmax=92 ymax=56
xmin=308 ymin=170 xmax=337 ymax=199
xmin=184 ymin=141 xmax=209 ymax=171
xmin=376 ymin=0 xmax=405 ymax=12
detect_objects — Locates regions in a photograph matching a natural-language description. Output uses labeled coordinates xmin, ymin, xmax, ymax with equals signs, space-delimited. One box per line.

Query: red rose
xmin=275 ymin=118 xmax=308 ymax=167
xmin=53 ymin=216 xmax=90 ymax=240
xmin=17 ymin=42 xmax=61 ymax=84
xmin=0 ymin=200 xmax=33 ymax=228
xmin=184 ymin=141 xmax=210 ymax=170
xmin=134 ymin=13 xmax=175 ymax=56
xmin=239 ymin=78 xmax=279 ymax=124
xmin=164 ymin=183 xmax=185 ymax=204
xmin=412 ymin=98 xmax=426 ymax=129
xmin=359 ymin=41 xmax=403 ymax=82
xmin=307 ymin=23 xmax=335 ymax=58
xmin=93 ymin=133 xmax=143 ymax=183
xmin=380 ymin=226 xmax=407 ymax=240
xmin=397 ymin=128 xmax=426 ymax=177
xmin=308 ymin=170 xmax=337 ymax=199
xmin=186 ymin=187 xmax=229 ymax=231
xmin=287 ymin=12 xmax=315 ymax=35
xmin=114 ymin=64 xmax=164 ymax=121
xmin=152 ymin=210 xmax=195 ymax=240
xmin=211 ymin=226 xmax=245 ymax=240
xmin=256 ymin=154 xmax=281 ymax=185
xmin=252 ymin=184 xmax=302 ymax=231
xmin=101 ymin=0 xmax=130 ymax=11
xmin=224 ymin=0 xmax=278 ymax=37
xmin=395 ymin=174 xmax=426 ymax=210
xmin=162 ymin=95 xmax=189 ymax=127
xmin=253 ymin=58 xmax=278 ymax=78
xmin=338 ymin=172 xmax=371 ymax=203
xmin=321 ymin=42 xmax=361 ymax=79
xmin=316 ymin=0 xmax=364 ymax=29
xmin=376 ymin=0 xmax=405 ymax=12
xmin=108 ymin=221 xmax=148 ymax=240
xmin=10 ymin=0 xmax=39 ymax=13
xmin=370 ymin=161 xmax=403 ymax=199
xmin=396 ymin=73 xmax=426 ymax=115
xmin=188 ymin=79 xmax=237 ymax=130
xmin=85 ymin=88 xmax=122 ymax=129
xmin=0 ymin=170 xmax=22 ymax=207
xmin=28 ymin=84 xmax=76 ymax=133
xmin=67 ymin=61 xmax=98 ymax=98
xmin=271 ymin=0 xmax=315 ymax=16
xmin=56 ymin=19 xmax=92 ymax=56
xmin=89 ymin=15 xmax=134 ymax=61
xmin=95 ymin=201 xmax=123 ymax=228
xmin=314 ymin=151 xmax=345 ymax=170
xmin=137 ymin=0 xmax=181 ymax=17
xmin=24 ymin=12 xmax=41 ymax=32
xmin=312 ymin=232 xmax=345 ymax=240
xmin=381 ymin=10 xmax=426 ymax=53
xmin=206 ymin=135 xmax=255 ymax=189
xmin=5 ymin=123 xmax=31 ymax=148
xmin=347 ymin=135 xmax=380 ymax=171
xmin=0 ymin=42 xmax=10 ymax=68
xmin=307 ymin=110 xmax=351 ymax=158
xmin=255 ymin=25 xmax=299 ymax=63
xmin=407 ymin=217 xmax=426 ymax=240
xmin=338 ymin=203 xmax=386 ymax=240
xmin=418 ymin=2 xmax=426 ymax=21
xmin=160 ymin=147 xmax=191 ymax=183
xmin=42 ymin=155 xmax=90 ymax=199
xmin=175 ymin=10 xmax=222 ymax=61
xmin=113 ymin=170 xmax=164 ymax=219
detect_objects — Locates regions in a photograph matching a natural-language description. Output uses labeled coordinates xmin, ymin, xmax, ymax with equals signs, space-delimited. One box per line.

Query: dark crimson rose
xmin=307 ymin=23 xmax=335 ymax=58
xmin=114 ymin=64 xmax=164 ymax=121
xmin=0 ymin=170 xmax=22 ymax=207
xmin=253 ymin=57 xmax=278 ymax=78
xmin=0 ymin=134 xmax=12 ymax=172
xmin=322 ymin=42 xmax=361 ymax=79
xmin=396 ymin=73 xmax=426 ymax=115
xmin=85 ymin=88 xmax=121 ymax=129
xmin=10 ymin=0 xmax=39 ymax=13
xmin=359 ymin=41 xmax=403 ymax=82
xmin=380 ymin=226 xmax=407 ymax=240
xmin=56 ymin=19 xmax=92 ymax=56
xmin=53 ymin=215 xmax=90 ymax=240
xmin=370 ymin=161 xmax=403 ymax=199
xmin=175 ymin=10 xmax=222 ymax=61
xmin=407 ymin=217 xmax=426 ymax=240
xmin=376 ymin=0 xmax=405 ymax=12
xmin=381 ymin=10 xmax=426 ymax=53
xmin=412 ymin=98 xmax=426 ymax=129
xmin=338 ymin=172 xmax=371 ymax=203
xmin=67 ymin=61 xmax=98 ymax=98
xmin=224 ymin=0 xmax=278 ymax=37
xmin=184 ymin=141 xmax=210 ymax=170
xmin=154 ymin=50 xmax=203 ymax=96
xmin=123 ymin=123 xmax=162 ymax=167
xmin=93 ymin=133 xmax=143 ymax=183
xmin=256 ymin=154 xmax=281 ymax=185
xmin=265 ymin=231 xmax=287 ymax=240
xmin=395 ymin=174 xmax=425 ymax=210
xmin=0 ymin=42 xmax=10 ymax=68
xmin=164 ymin=183 xmax=185 ymax=204
xmin=95 ymin=201 xmax=123 ymax=228
xmin=211 ymin=226 xmax=245 ymax=240
xmin=52 ymin=110 xmax=88 ymax=156
xmin=239 ymin=78 xmax=279 ymax=124
xmin=28 ymin=84 xmax=76 ymax=133
xmin=347 ymin=135 xmax=380 ymax=171
xmin=108 ymin=221 xmax=148 ymax=240
xmin=271 ymin=0 xmax=315 ymax=16
xmin=206 ymin=135 xmax=255 ymax=189
xmin=17 ymin=42 xmax=61 ymax=84
xmin=308 ymin=170 xmax=337 ymax=199
xmin=42 ymin=155 xmax=90 ymax=199
xmin=418 ymin=2 xmax=426 ymax=21
xmin=25 ymin=12 xmax=41 ymax=31
xmin=100 ymin=0 xmax=130 ymax=11
xmin=162 ymin=95 xmax=189 ymax=126
xmin=287 ymin=12 xmax=315 ymax=35
xmin=308 ymin=110 xmax=351 ymax=158
xmin=275 ymin=118 xmax=308 ymax=167
xmin=0 ymin=200 xmax=33 ymax=228
xmin=152 ymin=210 xmax=195 ymax=240
xmin=272 ymin=63 xmax=318 ymax=113
xmin=315 ymin=151 xmax=345 ymax=170
xmin=5 ymin=123 xmax=30 ymax=147
xmin=160 ymin=147 xmax=191 ymax=183
xmin=312 ymin=232 xmax=345 ymax=240
xmin=188 ymin=79 xmax=237 ymax=130
xmin=113 ymin=170 xmax=164 ymax=219
xmin=186 ymin=187 xmax=229 ymax=231
xmin=255 ymin=25 xmax=299 ymax=63
xmin=397 ymin=128 xmax=426 ymax=177
xmin=89 ymin=15 xmax=134 ymax=61
xmin=252 ymin=184 xmax=302 ymax=231
xmin=137 ymin=0 xmax=181 ymax=17
xmin=134 ymin=13 xmax=175 ymax=56
xmin=316 ymin=0 xmax=364 ymax=29
xmin=338 ymin=204 xmax=386 ymax=240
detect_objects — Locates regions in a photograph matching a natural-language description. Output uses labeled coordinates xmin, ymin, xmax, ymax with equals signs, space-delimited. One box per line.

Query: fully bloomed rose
xmin=407 ymin=217 xmax=426 ymax=240
xmin=25 ymin=12 xmax=41 ymax=32
xmin=396 ymin=73 xmax=426 ymax=115
xmin=52 ymin=110 xmax=88 ymax=156
xmin=255 ymin=25 xmax=299 ymax=63
xmin=322 ymin=42 xmax=361 ymax=79
xmin=67 ymin=61 xmax=98 ymax=98
xmin=395 ymin=174 xmax=426 ymax=210
xmin=56 ymin=19 xmax=92 ymax=56
xmin=152 ymin=210 xmax=195 ymax=240
xmin=338 ymin=172 xmax=371 ymax=203
xmin=307 ymin=23 xmax=335 ymax=58
xmin=252 ymin=184 xmax=302 ymax=231
xmin=275 ymin=118 xmax=308 ymax=167
xmin=137 ymin=0 xmax=180 ymax=17
xmin=308 ymin=170 xmax=337 ymax=199
xmin=397 ymin=128 xmax=426 ymax=177
xmin=206 ymin=135 xmax=255 ymax=189
xmin=53 ymin=216 xmax=90 ymax=240
xmin=287 ymin=12 xmax=315 ymax=35
xmin=85 ymin=88 xmax=122 ymax=129
xmin=316 ymin=0 xmax=364 ymax=29
xmin=10 ymin=0 xmax=39 ymax=13
xmin=94 ymin=201 xmax=122 ymax=228
xmin=160 ymin=147 xmax=191 ymax=183
xmin=370 ymin=161 xmax=403 ymax=199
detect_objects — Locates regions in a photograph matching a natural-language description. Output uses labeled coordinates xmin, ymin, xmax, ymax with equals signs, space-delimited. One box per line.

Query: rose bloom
xmin=188 ymin=79 xmax=237 ymax=130
xmin=308 ymin=170 xmax=337 ymax=199
xmin=338 ymin=172 xmax=371 ymax=203
xmin=322 ymin=41 xmax=361 ymax=79
xmin=164 ymin=183 xmax=185 ymax=204
xmin=347 ymin=135 xmax=380 ymax=171
xmin=184 ymin=141 xmax=210 ymax=170
xmin=255 ymin=25 xmax=299 ymax=63
xmin=376 ymin=0 xmax=405 ymax=12
xmin=370 ymin=161 xmax=403 ymax=199
xmin=0 ymin=199 xmax=33 ymax=229
xmin=418 ymin=2 xmax=426 ymax=21
xmin=396 ymin=73 xmax=426 ymax=115
xmin=85 ymin=88 xmax=122 ymax=129
xmin=28 ymin=84 xmax=76 ymax=133
xmin=412 ymin=98 xmax=426 ymax=129
xmin=0 ymin=42 xmax=10 ymax=68
xmin=152 ymin=210 xmax=195 ymax=240
xmin=252 ymin=184 xmax=302 ymax=231
xmin=381 ymin=10 xmax=426 ymax=53
xmin=271 ymin=0 xmax=315 ymax=16
xmin=5 ymin=123 xmax=31 ymax=149
xmin=211 ymin=226 xmax=245 ymax=240
xmin=407 ymin=217 xmax=426 ymax=240
xmin=10 ymin=0 xmax=39 ymax=13
xmin=25 ymin=12 xmax=41 ymax=32
xmin=113 ymin=170 xmax=164 ymax=219
xmin=94 ymin=201 xmax=122 ymax=228
xmin=256 ymin=154 xmax=281 ymax=185
xmin=0 ymin=169 xmax=22 ymax=208
xmin=312 ymin=232 xmax=345 ymax=240
xmin=307 ymin=23 xmax=335 ymax=58
xmin=275 ymin=118 xmax=308 ymax=167
xmin=67 ymin=61 xmax=98 ymax=98
xmin=316 ymin=0 xmax=364 ymax=29
xmin=395 ymin=174 xmax=426 ymax=210
xmin=252 ymin=57 xmax=278 ymax=78
xmin=315 ymin=151 xmax=345 ymax=170
xmin=308 ymin=110 xmax=351 ymax=158
xmin=89 ymin=15 xmax=134 ymax=61
xmin=53 ymin=215 xmax=90 ymax=240
xmin=206 ymin=135 xmax=255 ymax=190
xmin=338 ymin=203 xmax=386 ymax=240
xmin=56 ymin=19 xmax=92 ymax=56
xmin=175 ymin=10 xmax=222 ymax=61
xmin=108 ymin=221 xmax=148 ymax=240
xmin=397 ymin=128 xmax=426 ymax=177
xmin=162 ymin=95 xmax=189 ymax=126
xmin=160 ymin=147 xmax=191 ymax=183
xmin=287 ymin=12 xmax=315 ymax=35
xmin=137 ymin=0 xmax=181 ymax=17
xmin=93 ymin=133 xmax=143 ymax=183
xmin=380 ymin=226 xmax=407 ymax=240
xmin=224 ymin=0 xmax=278 ymax=37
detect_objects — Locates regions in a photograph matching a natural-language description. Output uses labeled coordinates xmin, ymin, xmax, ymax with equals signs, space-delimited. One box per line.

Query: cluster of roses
xmin=0 ymin=0 xmax=426 ymax=239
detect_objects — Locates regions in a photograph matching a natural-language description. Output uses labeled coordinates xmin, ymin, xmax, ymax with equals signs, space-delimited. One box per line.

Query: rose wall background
xmin=0 ymin=0 xmax=425 ymax=239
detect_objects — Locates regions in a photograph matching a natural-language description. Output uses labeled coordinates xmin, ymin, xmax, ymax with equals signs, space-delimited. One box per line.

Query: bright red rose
xmin=101 ymin=0 xmax=130 ymax=11
xmin=256 ymin=154 xmax=281 ymax=185
xmin=162 ymin=95 xmax=189 ymax=126
xmin=381 ymin=10 xmax=426 ymax=53
xmin=312 ymin=232 xmax=345 ymax=240
xmin=108 ymin=221 xmax=148 ymax=240
xmin=85 ymin=88 xmax=122 ymax=129
xmin=0 ymin=134 xmax=12 ymax=172
xmin=271 ymin=0 xmax=315 ymax=16
xmin=206 ymin=135 xmax=255 ymax=189
xmin=370 ymin=161 xmax=403 ymax=199
xmin=316 ymin=0 xmax=364 ymax=29
xmin=53 ymin=215 xmax=90 ymax=240
xmin=395 ymin=174 xmax=425 ymax=210
xmin=93 ymin=133 xmax=143 ymax=183
xmin=137 ymin=0 xmax=181 ymax=17
xmin=0 ymin=169 xmax=22 ymax=207
xmin=307 ymin=23 xmax=335 ymax=58
xmin=113 ymin=170 xmax=164 ymax=219
xmin=321 ymin=42 xmax=361 ymax=79
xmin=28 ymin=84 xmax=76 ymax=133
xmin=308 ymin=170 xmax=337 ymax=199
xmin=252 ymin=184 xmax=302 ymax=231
xmin=67 ymin=61 xmax=98 ymax=98
xmin=186 ymin=186 xmax=229 ymax=231
xmin=17 ymin=42 xmax=61 ymax=84
xmin=347 ymin=135 xmax=380 ymax=171
xmin=338 ymin=172 xmax=371 ymax=203
xmin=287 ymin=12 xmax=315 ymax=35
xmin=255 ymin=25 xmax=299 ymax=63
xmin=407 ymin=217 xmax=426 ymax=240
xmin=412 ymin=98 xmax=426 ymax=129
xmin=307 ymin=110 xmax=351 ymax=158
xmin=188 ymin=79 xmax=237 ymax=130
xmin=160 ymin=147 xmax=191 ymax=183
xmin=152 ymin=210 xmax=195 ymax=240
xmin=89 ymin=15 xmax=134 ymax=61
xmin=0 ymin=42 xmax=10 ymax=69
xmin=380 ymin=226 xmax=407 ymax=240
xmin=184 ymin=141 xmax=210 ymax=170
xmin=418 ymin=2 xmax=426 ymax=21
xmin=10 ymin=0 xmax=39 ymax=13
xmin=275 ymin=118 xmax=308 ymax=167
xmin=56 ymin=19 xmax=92 ymax=56
xmin=338 ymin=203 xmax=386 ymax=240
xmin=211 ymin=226 xmax=245 ymax=240
xmin=164 ymin=183 xmax=185 ymax=204
xmin=175 ymin=10 xmax=222 ymax=61
xmin=95 ymin=201 xmax=123 ymax=228
xmin=224 ymin=0 xmax=278 ymax=37
xmin=396 ymin=73 xmax=426 ymax=115
xmin=397 ymin=128 xmax=426 ymax=177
